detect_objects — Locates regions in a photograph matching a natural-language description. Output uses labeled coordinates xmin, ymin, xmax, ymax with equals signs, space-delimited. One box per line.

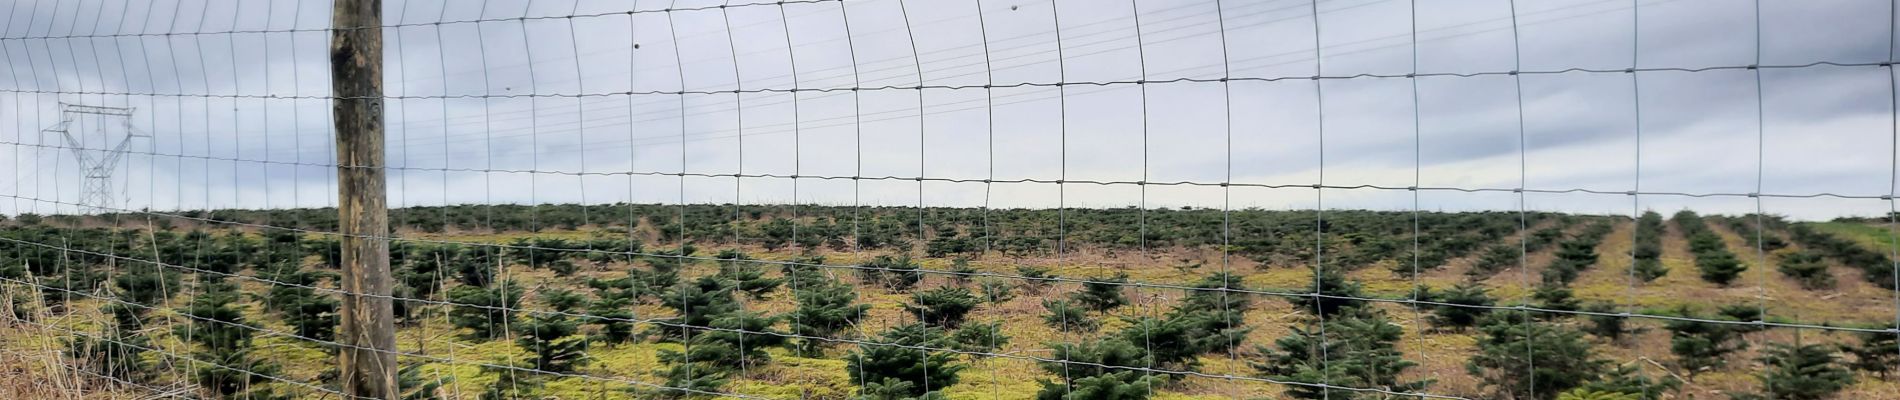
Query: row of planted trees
xmin=6 ymin=208 xmax=1900 ymax=399
xmin=1786 ymin=219 xmax=1899 ymax=289
xmin=0 ymin=225 xmax=343 ymax=399
xmin=1406 ymin=210 xmax=1899 ymax=400
xmin=60 ymin=205 xmax=1544 ymax=273
xmin=1631 ymin=211 xmax=1671 ymax=282
xmin=1671 ymin=211 xmax=1750 ymax=286
xmin=395 ymin=208 xmax=1895 ymax=400
xmin=1668 ymin=212 xmax=1885 ymax=293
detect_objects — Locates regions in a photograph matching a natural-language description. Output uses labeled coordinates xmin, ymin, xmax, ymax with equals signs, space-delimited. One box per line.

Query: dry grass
xmin=0 ymin=322 xmax=93 ymax=400
xmin=11 ymin=220 xmax=1900 ymax=399
xmin=0 ymin=288 xmax=164 ymax=400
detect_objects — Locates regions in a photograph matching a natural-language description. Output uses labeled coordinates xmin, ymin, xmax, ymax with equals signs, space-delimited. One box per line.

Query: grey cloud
xmin=1 ymin=0 xmax=1895 ymax=221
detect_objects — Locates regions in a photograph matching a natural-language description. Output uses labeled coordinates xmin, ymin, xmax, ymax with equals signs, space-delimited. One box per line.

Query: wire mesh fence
xmin=2 ymin=0 xmax=1899 ymax=399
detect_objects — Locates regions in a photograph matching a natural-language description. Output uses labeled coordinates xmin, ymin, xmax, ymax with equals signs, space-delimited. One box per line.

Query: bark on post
xmin=330 ymin=0 xmax=396 ymax=398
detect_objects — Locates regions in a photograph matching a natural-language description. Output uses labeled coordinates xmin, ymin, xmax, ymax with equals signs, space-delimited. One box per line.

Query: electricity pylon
xmin=39 ymin=103 xmax=147 ymax=212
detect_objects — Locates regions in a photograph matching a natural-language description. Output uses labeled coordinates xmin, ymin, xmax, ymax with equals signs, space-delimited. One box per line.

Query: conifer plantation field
xmin=4 ymin=204 xmax=1898 ymax=399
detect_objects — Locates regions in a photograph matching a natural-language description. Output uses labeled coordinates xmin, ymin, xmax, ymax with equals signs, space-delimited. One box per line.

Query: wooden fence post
xmin=330 ymin=0 xmax=396 ymax=398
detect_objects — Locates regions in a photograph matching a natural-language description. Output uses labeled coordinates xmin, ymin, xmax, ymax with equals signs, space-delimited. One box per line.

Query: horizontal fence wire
xmin=0 ymin=142 xmax=1894 ymax=200
xmin=5 ymin=274 xmax=1468 ymax=400
xmin=3 ymin=195 xmax=1894 ymax=336
xmin=0 ymin=61 xmax=1887 ymax=99
xmin=4 ymin=278 xmax=766 ymax=400
xmin=0 ymin=0 xmax=843 ymax=42
xmin=0 ymin=310 xmax=361 ymax=399
xmin=1 ymin=196 xmax=1892 ymax=400
xmin=5 ymin=0 xmax=1900 ymax=399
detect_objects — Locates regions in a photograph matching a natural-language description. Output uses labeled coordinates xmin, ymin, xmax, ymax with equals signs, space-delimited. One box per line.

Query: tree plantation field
xmin=2 ymin=204 xmax=1899 ymax=400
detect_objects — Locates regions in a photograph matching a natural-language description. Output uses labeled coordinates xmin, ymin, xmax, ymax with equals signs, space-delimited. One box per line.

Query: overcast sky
xmin=2 ymin=0 xmax=1897 ymax=220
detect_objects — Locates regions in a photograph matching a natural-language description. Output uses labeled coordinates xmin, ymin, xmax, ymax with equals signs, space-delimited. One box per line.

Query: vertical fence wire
xmin=0 ymin=1 xmax=1897 ymax=399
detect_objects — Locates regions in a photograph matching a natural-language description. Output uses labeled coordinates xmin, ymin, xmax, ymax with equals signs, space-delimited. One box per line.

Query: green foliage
xmin=649 ymin=362 xmax=728 ymax=399
xmin=1579 ymin=364 xmax=1679 ymax=400
xmin=538 ymin=287 xmax=588 ymax=313
xmin=1693 ymin=250 xmax=1746 ymax=286
xmin=67 ymin=331 xmax=151 ymax=384
xmin=628 ymin=246 xmax=695 ymax=300
xmin=1288 ymin=267 xmax=1365 ymax=316
xmin=1467 ymin=244 xmax=1522 ymax=280
xmin=99 ymin=204 xmax=1535 ymax=263
xmin=1180 ymin=272 xmax=1252 ymax=313
xmin=860 ymin=255 xmax=924 ymax=292
xmin=859 ymin=377 xmax=950 ymax=400
xmin=1664 ymin=306 xmax=1749 ymax=375
xmin=715 ymin=250 xmax=782 ymax=300
xmin=449 ymin=246 xmax=502 ymax=288
xmin=653 ymin=309 xmax=785 ymax=397
xmin=3 ymin=286 xmax=35 ymax=322
xmin=906 ymin=286 xmax=980 ymax=328
xmin=1466 ymin=311 xmax=1607 ymax=400
xmin=950 ymin=321 xmax=1010 ymax=354
xmin=1526 ymin=225 xmax=1568 ymax=253
xmin=657 ymin=276 xmax=741 ymax=341
xmin=779 ymin=256 xmax=830 ymax=292
xmin=947 ymin=257 xmax=978 ymax=286
xmin=663 ymin=310 xmax=785 ymax=370
xmin=177 ymin=281 xmax=282 ymax=398
xmin=113 ymin=261 xmax=179 ymax=306
xmin=394 ymin=242 xmax=455 ymax=299
xmin=1116 ymin=315 xmax=1205 ymax=373
xmin=504 ymin=237 xmax=591 ymax=270
xmin=1017 ymin=265 xmax=1056 ymax=294
xmin=1581 ymin=302 xmax=1644 ymax=343
xmin=545 ymin=259 xmax=580 ymax=276
xmin=1422 ymin=283 xmax=1494 ymax=331
xmin=71 ymin=259 xmax=179 ymax=383
xmin=1532 ymin=284 xmax=1581 ymax=319
xmin=178 ymin=281 xmax=253 ymax=355
xmin=1673 ymin=211 xmax=1748 ymax=286
xmin=447 ymin=282 xmax=524 ymax=340
xmin=1788 ymin=222 xmax=1896 ymax=287
xmin=1744 ymin=343 xmax=1855 ymax=400
xmin=277 ymin=285 xmax=339 ymax=342
xmin=1631 ymin=211 xmax=1667 ymax=284
xmin=1042 ymin=299 xmax=1099 ymax=333
xmin=1720 ymin=216 xmax=1788 ymax=252
xmin=1776 ymin=250 xmax=1835 ymax=290
xmin=1036 ymin=371 xmax=1156 ymax=400
xmin=39 ymin=254 xmax=106 ymax=310
xmin=1846 ymin=331 xmax=1899 ymax=378
xmin=513 ymin=311 xmax=589 ymax=373
xmin=1071 ymin=273 xmax=1129 ymax=312
xmin=926 ymin=228 xmax=981 ymax=258
xmin=23 ymin=204 xmax=1900 ymax=398
xmin=1717 ymin=304 xmax=1767 ymax=333
xmin=1630 ymin=258 xmax=1669 ymax=284
xmin=847 ymin=323 xmax=966 ymax=399
xmin=1543 ymin=222 xmax=1611 ymax=286
xmin=586 ymin=277 xmax=640 ymax=344
xmin=1165 ymin=272 xmax=1255 ymax=354
xmin=480 ymin=360 xmax=547 ymax=400
xmin=1555 ymin=389 xmax=1639 ymax=400
xmin=397 ymin=363 xmax=453 ymax=400
xmin=1039 ymin=338 xmax=1158 ymax=400
xmin=788 ymin=274 xmax=870 ymax=356
xmin=977 ymin=278 xmax=1015 ymax=304
xmin=1253 ymin=308 xmax=1432 ymax=400
xmin=759 ymin=218 xmax=794 ymax=251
